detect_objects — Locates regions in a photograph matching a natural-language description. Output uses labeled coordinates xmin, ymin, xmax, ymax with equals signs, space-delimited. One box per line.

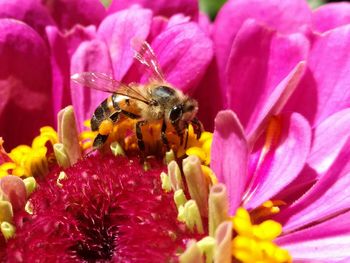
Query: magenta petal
xmin=244 ymin=113 xmax=311 ymax=210
xmin=276 ymin=210 xmax=350 ymax=260
xmin=70 ymin=39 xmax=113 ymax=130
xmin=0 ymin=175 xmax=26 ymax=211
xmin=0 ymin=0 xmax=55 ymax=39
xmin=98 ymin=7 xmax=152 ymax=81
xmin=226 ymin=19 xmax=308 ymax=137
xmin=108 ymin=0 xmax=198 ymax=19
xmin=148 ymin=22 xmax=213 ymax=93
xmin=43 ymin=0 xmax=106 ymax=30
xmin=46 ymin=25 xmax=96 ymax=122
xmin=276 ymin=135 xmax=350 ymax=232
xmin=214 ymin=0 xmax=311 ymax=74
xmin=0 ymin=19 xmax=53 ymax=149
xmin=312 ymin=3 xmax=350 ymax=33
xmin=46 ymin=26 xmax=71 ymax=122
xmin=285 ymin=25 xmax=350 ymax=127
xmin=308 ymin=108 xmax=350 ymax=175
xmin=211 ymin=110 xmax=248 ymax=214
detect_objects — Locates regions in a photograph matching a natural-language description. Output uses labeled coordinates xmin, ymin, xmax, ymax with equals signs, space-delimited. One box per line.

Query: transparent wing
xmin=71 ymin=72 xmax=128 ymax=93
xmin=131 ymin=38 xmax=165 ymax=82
xmin=71 ymin=72 xmax=150 ymax=104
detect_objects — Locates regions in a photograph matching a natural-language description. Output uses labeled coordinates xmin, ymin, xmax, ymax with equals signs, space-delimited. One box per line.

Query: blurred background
xmin=101 ymin=0 xmax=350 ymax=19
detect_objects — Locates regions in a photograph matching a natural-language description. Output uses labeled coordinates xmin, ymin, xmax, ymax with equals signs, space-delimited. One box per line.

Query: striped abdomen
xmin=91 ymin=93 xmax=121 ymax=132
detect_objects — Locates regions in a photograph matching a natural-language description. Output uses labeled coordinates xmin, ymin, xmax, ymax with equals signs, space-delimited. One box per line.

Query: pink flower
xmin=210 ymin=0 xmax=350 ymax=260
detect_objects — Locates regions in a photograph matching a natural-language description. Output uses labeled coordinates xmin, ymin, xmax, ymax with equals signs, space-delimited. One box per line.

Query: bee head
xmin=169 ymin=98 xmax=198 ymax=124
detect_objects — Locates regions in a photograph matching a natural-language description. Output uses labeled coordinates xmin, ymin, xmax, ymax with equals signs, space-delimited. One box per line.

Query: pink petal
xmin=285 ymin=25 xmax=350 ymax=127
xmin=214 ymin=0 xmax=311 ymax=75
xmin=46 ymin=26 xmax=71 ymax=123
xmin=0 ymin=19 xmax=54 ymax=149
xmin=193 ymin=60 xmax=223 ymax=131
xmin=70 ymin=39 xmax=113 ymax=130
xmin=98 ymin=6 xmax=153 ymax=81
xmin=312 ymin=3 xmax=350 ymax=33
xmin=108 ymin=0 xmax=198 ymax=19
xmin=0 ymin=0 xmax=55 ymax=39
xmin=43 ymin=0 xmax=106 ymax=30
xmin=211 ymin=110 xmax=248 ymax=214
xmin=276 ymin=210 xmax=350 ymax=260
xmin=276 ymin=135 xmax=350 ymax=232
xmin=307 ymin=108 xmax=350 ymax=175
xmin=226 ymin=19 xmax=308 ymax=138
xmin=147 ymin=22 xmax=213 ymax=93
xmin=243 ymin=113 xmax=311 ymax=210
xmin=46 ymin=25 xmax=97 ymax=123
xmin=0 ymin=175 xmax=26 ymax=211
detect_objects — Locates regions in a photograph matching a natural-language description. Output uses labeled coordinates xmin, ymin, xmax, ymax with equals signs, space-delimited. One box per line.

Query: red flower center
xmin=6 ymin=153 xmax=202 ymax=262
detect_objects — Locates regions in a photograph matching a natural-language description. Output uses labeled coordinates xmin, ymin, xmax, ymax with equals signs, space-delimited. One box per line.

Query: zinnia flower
xmin=2 ymin=0 xmax=350 ymax=262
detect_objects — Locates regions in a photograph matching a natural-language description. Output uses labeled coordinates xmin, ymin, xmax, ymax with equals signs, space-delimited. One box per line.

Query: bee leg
xmin=184 ymin=123 xmax=190 ymax=148
xmin=191 ymin=117 xmax=203 ymax=139
xmin=93 ymin=134 xmax=109 ymax=149
xmin=136 ymin=120 xmax=147 ymax=152
xmin=161 ymin=119 xmax=170 ymax=151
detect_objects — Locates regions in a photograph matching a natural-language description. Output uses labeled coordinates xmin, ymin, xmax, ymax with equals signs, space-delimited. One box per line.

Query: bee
xmin=71 ymin=39 xmax=203 ymax=152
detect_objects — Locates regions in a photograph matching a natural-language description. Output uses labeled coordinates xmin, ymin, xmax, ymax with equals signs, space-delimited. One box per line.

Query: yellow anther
xmin=231 ymin=207 xmax=291 ymax=263
xmin=99 ymin=119 xmax=114 ymax=135
xmin=174 ymin=189 xmax=187 ymax=209
xmin=197 ymin=236 xmax=216 ymax=263
xmin=1 ymin=221 xmax=15 ymax=240
xmin=251 ymin=199 xmax=286 ymax=222
xmin=160 ymin=172 xmax=171 ymax=192
xmin=23 ymin=177 xmax=37 ymax=197
xmin=57 ymin=171 xmax=68 ymax=188
xmin=186 ymin=147 xmax=207 ymax=163
xmin=110 ymin=141 xmax=125 ymax=156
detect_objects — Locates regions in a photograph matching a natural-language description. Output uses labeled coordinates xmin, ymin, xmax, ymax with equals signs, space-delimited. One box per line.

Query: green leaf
xmin=199 ymin=0 xmax=227 ymax=20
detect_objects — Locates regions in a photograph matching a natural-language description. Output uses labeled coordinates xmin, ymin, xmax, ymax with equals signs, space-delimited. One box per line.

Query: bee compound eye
xmin=169 ymin=105 xmax=183 ymax=122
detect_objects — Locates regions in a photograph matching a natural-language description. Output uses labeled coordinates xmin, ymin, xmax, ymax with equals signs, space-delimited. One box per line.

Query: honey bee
xmin=71 ymin=39 xmax=203 ymax=152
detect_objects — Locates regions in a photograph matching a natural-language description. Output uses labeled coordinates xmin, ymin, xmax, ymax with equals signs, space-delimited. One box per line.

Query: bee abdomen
xmin=91 ymin=95 xmax=121 ymax=131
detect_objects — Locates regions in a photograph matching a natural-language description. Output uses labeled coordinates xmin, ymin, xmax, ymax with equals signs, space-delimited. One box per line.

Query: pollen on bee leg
xmin=99 ymin=119 xmax=114 ymax=136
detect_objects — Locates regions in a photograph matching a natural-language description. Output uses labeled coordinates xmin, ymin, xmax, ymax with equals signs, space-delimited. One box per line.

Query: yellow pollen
xmin=250 ymin=200 xmax=286 ymax=223
xmin=231 ymin=207 xmax=291 ymax=263
xmin=98 ymin=119 xmax=114 ymax=135
xmin=0 ymin=126 xmax=58 ymax=178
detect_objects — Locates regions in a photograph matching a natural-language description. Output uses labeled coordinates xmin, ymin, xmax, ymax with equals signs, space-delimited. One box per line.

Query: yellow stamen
xmin=197 ymin=236 xmax=216 ymax=263
xmin=110 ymin=141 xmax=125 ymax=156
xmin=160 ymin=172 xmax=171 ymax=192
xmin=1 ymin=126 xmax=58 ymax=178
xmin=57 ymin=171 xmax=67 ymax=188
xmin=231 ymin=207 xmax=291 ymax=263
xmin=174 ymin=189 xmax=187 ymax=210
xmin=23 ymin=177 xmax=37 ymax=197
xmin=1 ymin=221 xmax=15 ymax=240
xmin=0 ymin=201 xmax=13 ymax=223
xmin=250 ymin=200 xmax=286 ymax=222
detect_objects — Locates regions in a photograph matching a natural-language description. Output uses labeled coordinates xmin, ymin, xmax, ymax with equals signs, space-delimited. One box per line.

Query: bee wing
xmin=71 ymin=72 xmax=128 ymax=93
xmin=131 ymin=38 xmax=166 ymax=82
xmin=71 ymin=72 xmax=151 ymax=104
